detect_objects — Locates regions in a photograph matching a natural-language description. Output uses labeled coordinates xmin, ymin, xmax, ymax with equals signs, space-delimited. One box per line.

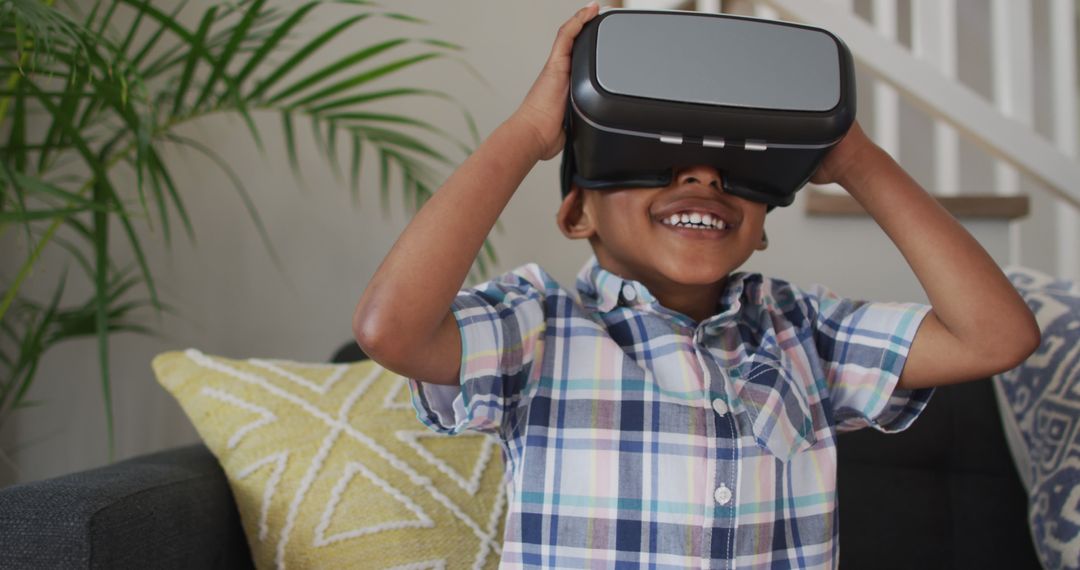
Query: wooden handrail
xmin=761 ymin=0 xmax=1080 ymax=211
xmin=805 ymin=188 xmax=1029 ymax=220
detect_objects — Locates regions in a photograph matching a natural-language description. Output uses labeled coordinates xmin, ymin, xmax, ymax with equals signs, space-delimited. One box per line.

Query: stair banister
xmin=760 ymin=0 xmax=1080 ymax=212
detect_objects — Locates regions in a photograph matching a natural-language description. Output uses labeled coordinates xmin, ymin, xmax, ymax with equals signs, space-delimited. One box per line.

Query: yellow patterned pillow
xmin=152 ymin=349 xmax=506 ymax=570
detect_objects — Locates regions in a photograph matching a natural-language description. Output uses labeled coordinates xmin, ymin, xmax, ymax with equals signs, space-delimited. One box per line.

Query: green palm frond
xmin=0 ymin=0 xmax=487 ymax=462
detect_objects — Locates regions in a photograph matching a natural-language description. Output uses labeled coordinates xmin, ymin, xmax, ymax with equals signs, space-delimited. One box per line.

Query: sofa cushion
xmin=0 ymin=443 xmax=252 ymax=569
xmin=837 ymin=378 xmax=1040 ymax=568
xmin=152 ymin=349 xmax=506 ymax=569
xmin=993 ymin=266 xmax=1080 ymax=569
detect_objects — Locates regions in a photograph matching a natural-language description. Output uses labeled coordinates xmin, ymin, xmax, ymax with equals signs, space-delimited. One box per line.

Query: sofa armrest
xmin=0 ymin=443 xmax=253 ymax=569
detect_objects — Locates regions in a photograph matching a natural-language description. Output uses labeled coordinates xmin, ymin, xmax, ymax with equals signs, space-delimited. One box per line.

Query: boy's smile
xmin=557 ymin=165 xmax=768 ymax=322
xmin=654 ymin=194 xmax=742 ymax=237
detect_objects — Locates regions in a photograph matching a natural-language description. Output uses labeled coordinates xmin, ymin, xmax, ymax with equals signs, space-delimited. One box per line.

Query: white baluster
xmin=912 ymin=0 xmax=960 ymax=197
xmin=1050 ymin=0 xmax=1079 ymax=280
xmin=762 ymin=0 xmax=1080 ymax=212
xmin=815 ymin=0 xmax=854 ymax=196
xmin=753 ymin=1 xmax=778 ymax=20
xmin=623 ymin=0 xmax=686 ymax=9
xmin=695 ymin=0 xmax=722 ymax=13
xmin=991 ymin=0 xmax=1033 ymax=266
xmin=872 ymin=0 xmax=900 ymax=160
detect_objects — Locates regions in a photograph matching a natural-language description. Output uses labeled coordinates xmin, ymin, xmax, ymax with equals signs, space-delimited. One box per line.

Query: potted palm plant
xmin=0 ymin=0 xmax=491 ymax=470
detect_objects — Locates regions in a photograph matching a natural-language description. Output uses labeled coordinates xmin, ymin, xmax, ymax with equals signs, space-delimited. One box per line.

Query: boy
xmin=353 ymin=3 xmax=1040 ymax=568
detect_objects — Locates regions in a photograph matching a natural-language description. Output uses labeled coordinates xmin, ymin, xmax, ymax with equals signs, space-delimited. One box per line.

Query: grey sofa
xmin=0 ymin=444 xmax=253 ymax=569
xmin=0 ymin=345 xmax=1041 ymax=569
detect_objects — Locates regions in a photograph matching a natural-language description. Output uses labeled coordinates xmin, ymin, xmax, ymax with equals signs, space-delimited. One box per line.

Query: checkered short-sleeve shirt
xmin=409 ymin=256 xmax=933 ymax=569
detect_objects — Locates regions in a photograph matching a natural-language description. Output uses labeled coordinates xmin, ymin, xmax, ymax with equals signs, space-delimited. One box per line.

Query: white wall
xmin=0 ymin=0 xmax=1020 ymax=485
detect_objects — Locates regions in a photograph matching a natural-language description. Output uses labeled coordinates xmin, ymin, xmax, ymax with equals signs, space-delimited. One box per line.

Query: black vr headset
xmin=560 ymin=10 xmax=856 ymax=209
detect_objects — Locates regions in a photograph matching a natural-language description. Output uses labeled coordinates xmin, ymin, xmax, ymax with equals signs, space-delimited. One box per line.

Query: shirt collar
xmin=575 ymin=255 xmax=759 ymax=328
xmin=708 ymin=270 xmax=753 ymax=330
xmin=575 ymin=256 xmax=653 ymax=312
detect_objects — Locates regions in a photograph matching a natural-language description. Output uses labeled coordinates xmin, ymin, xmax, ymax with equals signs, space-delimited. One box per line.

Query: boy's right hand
xmin=512 ymin=2 xmax=601 ymax=161
xmin=354 ymin=3 xmax=600 ymax=386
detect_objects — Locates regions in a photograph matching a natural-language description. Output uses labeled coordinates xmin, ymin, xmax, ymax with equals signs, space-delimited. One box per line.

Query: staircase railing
xmin=622 ymin=0 xmax=1080 ymax=279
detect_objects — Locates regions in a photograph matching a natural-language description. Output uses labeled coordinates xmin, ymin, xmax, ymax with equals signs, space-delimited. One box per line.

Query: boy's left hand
xmin=806 ymin=118 xmax=1041 ymax=391
xmin=810 ymin=120 xmax=875 ymax=186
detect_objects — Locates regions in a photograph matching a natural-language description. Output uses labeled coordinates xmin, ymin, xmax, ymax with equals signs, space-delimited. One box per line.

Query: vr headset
xmin=561 ymin=10 xmax=856 ymax=209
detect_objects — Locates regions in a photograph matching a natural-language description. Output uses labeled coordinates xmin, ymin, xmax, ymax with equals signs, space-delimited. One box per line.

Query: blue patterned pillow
xmin=993 ymin=266 xmax=1080 ymax=569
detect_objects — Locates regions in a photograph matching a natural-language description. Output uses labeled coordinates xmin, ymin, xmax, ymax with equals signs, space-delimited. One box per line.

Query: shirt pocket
xmin=733 ymin=349 xmax=818 ymax=461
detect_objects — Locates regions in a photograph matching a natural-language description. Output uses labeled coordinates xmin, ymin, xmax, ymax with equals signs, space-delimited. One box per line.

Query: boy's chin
xmin=655 ymin=262 xmax=737 ymax=287
xmin=596 ymin=246 xmax=744 ymax=287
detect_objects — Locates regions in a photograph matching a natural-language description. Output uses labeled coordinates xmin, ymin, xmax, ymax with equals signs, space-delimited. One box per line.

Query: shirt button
xmin=714 ymin=484 xmax=732 ymax=505
xmin=712 ymin=398 xmax=728 ymax=416
xmin=621 ymin=284 xmax=637 ymax=302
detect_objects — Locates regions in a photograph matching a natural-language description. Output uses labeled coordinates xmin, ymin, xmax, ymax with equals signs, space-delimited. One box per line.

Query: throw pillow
xmin=152 ymin=349 xmax=506 ymax=570
xmin=993 ymin=266 xmax=1080 ymax=569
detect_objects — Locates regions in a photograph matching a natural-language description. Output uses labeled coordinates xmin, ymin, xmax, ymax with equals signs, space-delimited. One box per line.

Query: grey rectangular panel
xmin=595 ymin=12 xmax=841 ymax=112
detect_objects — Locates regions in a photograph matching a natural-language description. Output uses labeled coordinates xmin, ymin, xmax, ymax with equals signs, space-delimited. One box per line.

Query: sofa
xmin=0 ymin=341 xmax=1042 ymax=569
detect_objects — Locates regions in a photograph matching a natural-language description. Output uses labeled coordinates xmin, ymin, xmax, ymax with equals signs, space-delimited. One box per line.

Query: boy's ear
xmin=755 ymin=228 xmax=768 ymax=251
xmin=556 ymin=186 xmax=596 ymax=240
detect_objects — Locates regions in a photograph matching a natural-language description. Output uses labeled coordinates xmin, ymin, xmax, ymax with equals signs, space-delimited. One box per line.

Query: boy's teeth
xmin=661 ymin=212 xmax=730 ymax=230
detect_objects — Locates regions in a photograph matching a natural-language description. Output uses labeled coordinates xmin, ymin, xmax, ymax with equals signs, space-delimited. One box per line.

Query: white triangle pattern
xmin=395 ymin=430 xmax=496 ymax=496
xmin=473 ymin=474 xmax=508 ymax=570
xmin=312 ymin=460 xmax=434 ymax=547
xmin=182 ymin=349 xmax=503 ymax=568
xmin=236 ymin=451 xmax=291 ymax=543
xmin=248 ymin=358 xmax=348 ymax=395
xmin=382 ymin=376 xmax=414 ymax=410
xmin=385 ymin=561 xmax=446 ymax=570
xmin=200 ymin=387 xmax=277 ymax=449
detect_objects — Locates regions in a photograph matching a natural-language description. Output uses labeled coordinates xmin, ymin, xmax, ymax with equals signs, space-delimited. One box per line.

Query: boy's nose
xmin=676 ymin=165 xmax=722 ymax=189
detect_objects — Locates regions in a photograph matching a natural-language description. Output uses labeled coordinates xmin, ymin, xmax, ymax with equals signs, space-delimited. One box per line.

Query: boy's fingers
xmin=550 ymin=3 xmax=600 ymax=59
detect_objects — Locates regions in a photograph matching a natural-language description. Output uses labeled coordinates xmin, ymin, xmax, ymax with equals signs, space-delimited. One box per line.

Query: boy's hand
xmin=811 ymin=120 xmax=1040 ymax=390
xmin=810 ymin=120 xmax=876 ymax=187
xmin=355 ymin=5 xmax=602 ymax=384
xmin=511 ymin=2 xmax=601 ymax=161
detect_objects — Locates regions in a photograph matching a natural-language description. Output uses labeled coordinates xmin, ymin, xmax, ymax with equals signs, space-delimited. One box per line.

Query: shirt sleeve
xmin=407 ymin=263 xmax=549 ymax=437
xmin=802 ymin=283 xmax=934 ymax=434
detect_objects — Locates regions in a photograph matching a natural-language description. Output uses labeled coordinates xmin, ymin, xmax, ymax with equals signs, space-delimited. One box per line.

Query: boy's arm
xmin=352 ymin=3 xmax=600 ymax=385
xmin=814 ymin=122 xmax=1041 ymax=390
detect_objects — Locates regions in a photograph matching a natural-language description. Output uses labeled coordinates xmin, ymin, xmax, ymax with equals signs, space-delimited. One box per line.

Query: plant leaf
xmin=171 ymin=5 xmax=218 ymax=116
xmin=248 ymin=13 xmax=374 ymax=102
xmin=308 ymin=86 xmax=450 ymax=114
xmin=0 ymin=207 xmax=94 ymax=222
xmin=91 ymin=177 xmax=115 ymax=462
xmin=3 ymin=168 xmax=110 ymax=212
xmin=1 ymin=76 xmax=123 ymax=325
xmin=219 ymin=1 xmax=322 ymax=104
xmin=330 ymin=110 xmax=471 ymax=156
xmin=193 ymin=0 xmax=265 ymax=111
xmin=348 ymin=133 xmax=363 ymax=206
xmin=266 ymin=37 xmax=409 ymax=105
xmin=146 ymin=145 xmax=195 ymax=244
xmin=164 ymin=133 xmax=288 ymax=280
xmin=351 ymin=125 xmax=452 ymax=166
xmin=129 ymin=0 xmax=196 ymax=74
xmin=285 ymin=52 xmax=443 ymax=109
xmin=280 ymin=109 xmax=301 ymax=176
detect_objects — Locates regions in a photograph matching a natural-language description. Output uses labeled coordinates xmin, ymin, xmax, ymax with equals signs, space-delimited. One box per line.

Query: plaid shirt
xmin=409 ymin=256 xmax=933 ymax=569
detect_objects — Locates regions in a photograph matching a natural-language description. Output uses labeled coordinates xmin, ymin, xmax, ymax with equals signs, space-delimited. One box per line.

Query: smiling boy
xmin=352 ymin=4 xmax=1040 ymax=568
